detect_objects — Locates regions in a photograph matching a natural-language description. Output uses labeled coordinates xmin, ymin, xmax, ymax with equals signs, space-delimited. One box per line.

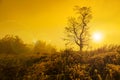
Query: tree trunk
xmin=79 ymin=44 xmax=83 ymax=54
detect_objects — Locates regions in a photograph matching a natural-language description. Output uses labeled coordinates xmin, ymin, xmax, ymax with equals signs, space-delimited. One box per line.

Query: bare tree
xmin=65 ymin=6 xmax=92 ymax=53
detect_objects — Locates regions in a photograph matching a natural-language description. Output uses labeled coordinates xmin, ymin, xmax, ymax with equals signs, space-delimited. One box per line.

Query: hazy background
xmin=0 ymin=0 xmax=120 ymax=49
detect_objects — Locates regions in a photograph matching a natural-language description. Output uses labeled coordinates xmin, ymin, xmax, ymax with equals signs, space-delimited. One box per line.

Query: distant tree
xmin=33 ymin=40 xmax=46 ymax=54
xmin=65 ymin=6 xmax=92 ymax=53
xmin=33 ymin=40 xmax=56 ymax=54
xmin=0 ymin=35 xmax=28 ymax=54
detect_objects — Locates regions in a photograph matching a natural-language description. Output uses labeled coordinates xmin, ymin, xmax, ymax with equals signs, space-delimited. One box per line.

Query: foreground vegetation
xmin=0 ymin=47 xmax=120 ymax=80
xmin=0 ymin=35 xmax=120 ymax=80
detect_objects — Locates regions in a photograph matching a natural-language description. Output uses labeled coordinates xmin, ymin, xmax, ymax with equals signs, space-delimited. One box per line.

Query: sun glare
xmin=92 ymin=32 xmax=103 ymax=43
xmin=33 ymin=39 xmax=37 ymax=44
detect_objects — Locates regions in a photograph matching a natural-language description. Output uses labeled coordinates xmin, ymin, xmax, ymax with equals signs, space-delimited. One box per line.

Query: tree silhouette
xmin=65 ymin=6 xmax=92 ymax=53
xmin=0 ymin=35 xmax=27 ymax=54
xmin=33 ymin=40 xmax=56 ymax=54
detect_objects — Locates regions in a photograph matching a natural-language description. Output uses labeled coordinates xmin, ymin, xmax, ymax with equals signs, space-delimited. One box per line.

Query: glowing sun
xmin=92 ymin=32 xmax=103 ymax=43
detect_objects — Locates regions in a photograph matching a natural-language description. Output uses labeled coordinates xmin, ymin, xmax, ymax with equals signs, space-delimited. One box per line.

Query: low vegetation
xmin=0 ymin=35 xmax=120 ymax=80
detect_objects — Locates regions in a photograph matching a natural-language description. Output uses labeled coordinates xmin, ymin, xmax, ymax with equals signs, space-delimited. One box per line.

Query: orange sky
xmin=0 ymin=0 xmax=120 ymax=49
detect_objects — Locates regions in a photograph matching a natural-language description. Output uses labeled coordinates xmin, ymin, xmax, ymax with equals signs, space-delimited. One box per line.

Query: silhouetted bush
xmin=0 ymin=35 xmax=29 ymax=54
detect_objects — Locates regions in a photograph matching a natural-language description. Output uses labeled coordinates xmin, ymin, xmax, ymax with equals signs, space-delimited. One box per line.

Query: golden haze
xmin=0 ymin=0 xmax=120 ymax=49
